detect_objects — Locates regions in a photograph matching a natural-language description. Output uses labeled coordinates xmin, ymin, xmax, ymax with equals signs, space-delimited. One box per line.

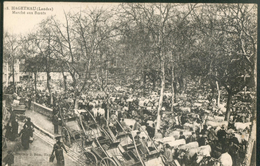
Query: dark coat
xmin=52 ymin=141 xmax=67 ymax=166
xmin=53 ymin=115 xmax=59 ymax=125
xmin=5 ymin=124 xmax=13 ymax=140
xmin=23 ymin=121 xmax=34 ymax=137
xmin=11 ymin=121 xmax=19 ymax=140
xmin=230 ymin=137 xmax=239 ymax=146
xmin=3 ymin=153 xmax=14 ymax=166
xmin=188 ymin=135 xmax=197 ymax=143
xmin=198 ymin=136 xmax=207 ymax=146
xmin=146 ymin=125 xmax=155 ymax=138
xmin=217 ymin=129 xmax=227 ymax=142
xmin=19 ymin=128 xmax=30 ymax=149
xmin=179 ymin=135 xmax=186 ymax=140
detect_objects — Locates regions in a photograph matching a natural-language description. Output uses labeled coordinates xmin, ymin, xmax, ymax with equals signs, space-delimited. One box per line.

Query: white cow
xmin=126 ymin=98 xmax=134 ymax=102
xmin=110 ymin=97 xmax=116 ymax=102
xmin=146 ymin=120 xmax=154 ymax=127
xmin=131 ymin=130 xmax=148 ymax=139
xmin=218 ymin=103 xmax=226 ymax=113
xmin=183 ymin=122 xmax=200 ymax=131
xmin=234 ymin=122 xmax=251 ymax=131
xmin=185 ymin=145 xmax=211 ymax=160
xmin=13 ymin=100 xmax=20 ymax=106
xmin=139 ymin=100 xmax=145 ymax=107
xmin=154 ymin=136 xmax=175 ymax=144
xmin=123 ymin=107 xmax=128 ymax=111
xmin=91 ymin=108 xmax=98 ymax=117
xmin=168 ymin=130 xmax=192 ymax=140
xmin=206 ymin=121 xmax=228 ymax=128
xmin=193 ymin=103 xmax=202 ymax=107
xmin=178 ymin=141 xmax=199 ymax=151
xmin=147 ymin=107 xmax=152 ymax=111
xmin=235 ymin=132 xmax=250 ymax=142
xmin=179 ymin=107 xmax=191 ymax=112
xmin=218 ymin=152 xmax=232 ymax=166
xmin=97 ymin=108 xmax=105 ymax=116
xmin=207 ymin=116 xmax=225 ymax=122
xmin=167 ymin=139 xmax=186 ymax=148
xmin=89 ymin=102 xmax=96 ymax=107
xmin=124 ymin=119 xmax=136 ymax=127
xmin=197 ymin=145 xmax=211 ymax=157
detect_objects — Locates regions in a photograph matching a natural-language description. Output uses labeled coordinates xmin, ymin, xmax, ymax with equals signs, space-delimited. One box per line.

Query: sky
xmin=4 ymin=2 xmax=120 ymax=35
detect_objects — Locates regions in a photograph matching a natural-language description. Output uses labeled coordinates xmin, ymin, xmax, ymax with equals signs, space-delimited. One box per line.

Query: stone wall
xmin=31 ymin=102 xmax=53 ymax=119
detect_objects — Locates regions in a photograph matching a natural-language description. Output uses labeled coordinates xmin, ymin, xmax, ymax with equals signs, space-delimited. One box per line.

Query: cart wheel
xmin=62 ymin=127 xmax=71 ymax=147
xmin=99 ymin=157 xmax=117 ymax=166
xmin=84 ymin=151 xmax=98 ymax=166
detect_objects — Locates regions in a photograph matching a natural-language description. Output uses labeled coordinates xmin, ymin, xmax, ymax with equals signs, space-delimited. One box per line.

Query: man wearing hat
xmin=53 ymin=113 xmax=60 ymax=134
xmin=51 ymin=136 xmax=67 ymax=166
xmin=3 ymin=150 xmax=14 ymax=166
xmin=179 ymin=131 xmax=186 ymax=140
xmin=146 ymin=123 xmax=155 ymax=138
xmin=133 ymin=119 xmax=140 ymax=131
xmin=198 ymin=133 xmax=208 ymax=146
xmin=217 ymin=125 xmax=227 ymax=150
xmin=23 ymin=118 xmax=34 ymax=137
xmin=154 ymin=129 xmax=163 ymax=139
xmin=164 ymin=144 xmax=173 ymax=166
xmin=187 ymin=132 xmax=197 ymax=143
xmin=10 ymin=117 xmax=19 ymax=141
xmin=229 ymin=133 xmax=240 ymax=166
xmin=134 ymin=131 xmax=141 ymax=142
xmin=201 ymin=125 xmax=208 ymax=135
xmin=157 ymin=141 xmax=164 ymax=153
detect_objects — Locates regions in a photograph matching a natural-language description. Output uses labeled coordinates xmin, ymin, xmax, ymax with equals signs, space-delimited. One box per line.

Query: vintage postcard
xmin=3 ymin=2 xmax=257 ymax=166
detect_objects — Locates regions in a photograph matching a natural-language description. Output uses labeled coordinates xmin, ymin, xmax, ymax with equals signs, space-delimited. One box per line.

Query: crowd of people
xmin=2 ymin=83 xmax=253 ymax=166
xmin=71 ymin=91 xmax=251 ymax=166
xmin=3 ymin=109 xmax=35 ymax=151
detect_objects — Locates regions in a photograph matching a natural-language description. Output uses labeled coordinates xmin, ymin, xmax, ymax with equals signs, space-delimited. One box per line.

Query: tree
xmin=40 ymin=8 xmax=118 ymax=108
xmin=19 ymin=34 xmax=45 ymax=91
xmin=189 ymin=4 xmax=257 ymax=121
xmin=4 ymin=32 xmax=21 ymax=88
xmin=119 ymin=3 xmax=197 ymax=134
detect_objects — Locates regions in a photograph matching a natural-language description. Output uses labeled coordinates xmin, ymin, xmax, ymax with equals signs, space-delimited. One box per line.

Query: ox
xmin=234 ymin=122 xmax=251 ymax=131
xmin=168 ymin=130 xmax=192 ymax=140
xmin=206 ymin=121 xmax=228 ymax=128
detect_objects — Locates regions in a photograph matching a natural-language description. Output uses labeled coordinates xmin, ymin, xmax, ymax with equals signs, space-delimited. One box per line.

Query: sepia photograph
xmin=2 ymin=2 xmax=257 ymax=166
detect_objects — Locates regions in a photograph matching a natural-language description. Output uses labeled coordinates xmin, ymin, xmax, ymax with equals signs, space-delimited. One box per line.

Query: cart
xmin=12 ymin=104 xmax=26 ymax=115
xmin=97 ymin=118 xmax=165 ymax=166
xmin=11 ymin=100 xmax=28 ymax=121
xmin=61 ymin=107 xmax=166 ymax=166
xmin=60 ymin=108 xmax=114 ymax=165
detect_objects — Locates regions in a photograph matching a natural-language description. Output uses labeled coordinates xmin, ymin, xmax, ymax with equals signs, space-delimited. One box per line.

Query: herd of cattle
xmin=75 ymin=92 xmax=252 ymax=165
xmin=123 ymin=116 xmax=251 ymax=166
